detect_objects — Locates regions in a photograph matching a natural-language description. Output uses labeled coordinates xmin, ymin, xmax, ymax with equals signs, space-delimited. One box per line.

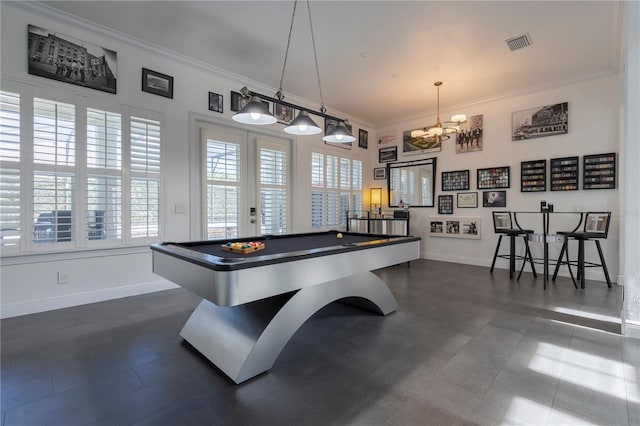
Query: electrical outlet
xmin=57 ymin=272 xmax=70 ymax=284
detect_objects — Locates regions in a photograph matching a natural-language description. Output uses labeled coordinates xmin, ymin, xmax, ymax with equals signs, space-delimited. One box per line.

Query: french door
xmin=201 ymin=126 xmax=290 ymax=239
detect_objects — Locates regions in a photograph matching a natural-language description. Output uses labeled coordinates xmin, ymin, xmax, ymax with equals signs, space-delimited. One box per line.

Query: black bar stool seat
xmin=490 ymin=211 xmax=537 ymax=280
xmin=552 ymin=211 xmax=612 ymax=289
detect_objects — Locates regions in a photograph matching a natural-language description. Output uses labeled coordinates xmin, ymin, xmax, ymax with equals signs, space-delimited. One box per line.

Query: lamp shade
xmin=370 ymin=188 xmax=382 ymax=205
xmin=284 ymin=111 xmax=322 ymax=135
xmin=323 ymin=121 xmax=356 ymax=143
xmin=232 ymin=96 xmax=277 ymax=125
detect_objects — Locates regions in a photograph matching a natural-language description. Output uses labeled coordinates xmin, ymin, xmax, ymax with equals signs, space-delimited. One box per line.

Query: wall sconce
xmin=370 ymin=188 xmax=382 ymax=215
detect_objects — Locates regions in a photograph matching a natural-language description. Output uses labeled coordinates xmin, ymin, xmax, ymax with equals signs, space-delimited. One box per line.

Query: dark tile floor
xmin=1 ymin=260 xmax=638 ymax=426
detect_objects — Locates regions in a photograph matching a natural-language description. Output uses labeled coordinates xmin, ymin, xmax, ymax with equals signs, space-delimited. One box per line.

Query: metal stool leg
xmin=490 ymin=235 xmax=503 ymax=273
xmin=552 ymin=241 xmax=566 ymax=281
xmin=517 ymin=236 xmax=537 ymax=280
xmin=595 ymin=240 xmax=612 ymax=288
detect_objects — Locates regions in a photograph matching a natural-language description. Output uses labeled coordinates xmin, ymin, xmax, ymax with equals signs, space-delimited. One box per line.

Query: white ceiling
xmin=40 ymin=1 xmax=623 ymax=128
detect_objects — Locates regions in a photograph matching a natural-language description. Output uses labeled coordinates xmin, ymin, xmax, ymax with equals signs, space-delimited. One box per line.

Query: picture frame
xmin=359 ymin=129 xmax=369 ymax=149
xmin=142 ymin=68 xmax=173 ymax=99
xmin=230 ymin=91 xmax=247 ymax=112
xmin=457 ymin=192 xmax=478 ymax=208
xmin=428 ymin=216 xmax=481 ymax=239
xmin=379 ymin=146 xmax=398 ymax=163
xmin=441 ymin=170 xmax=470 ymax=191
xmin=208 ymin=92 xmax=223 ymax=113
xmin=402 ymin=127 xmax=441 ymax=155
xmin=583 ymin=153 xmax=616 ymax=190
xmin=521 ymin=159 xmax=547 ymax=192
xmin=550 ymin=156 xmax=579 ymax=191
xmin=273 ymin=103 xmax=295 ymax=124
xmin=482 ymin=190 xmax=507 ymax=208
xmin=438 ymin=195 xmax=454 ymax=215
xmin=28 ymin=25 xmax=117 ymax=94
xmin=512 ymin=102 xmax=568 ymax=141
xmin=374 ymin=167 xmax=386 ymax=180
xmin=455 ymin=114 xmax=484 ymax=154
xmin=477 ymin=166 xmax=510 ymax=189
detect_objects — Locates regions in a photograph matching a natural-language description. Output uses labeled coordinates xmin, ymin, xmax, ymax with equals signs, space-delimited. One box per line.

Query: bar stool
xmin=552 ymin=211 xmax=612 ymax=289
xmin=490 ymin=211 xmax=537 ymax=280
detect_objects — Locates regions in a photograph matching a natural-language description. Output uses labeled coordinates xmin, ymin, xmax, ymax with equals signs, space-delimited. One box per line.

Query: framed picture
xmin=521 ymin=159 xmax=547 ymax=192
xmin=550 ymin=156 xmax=579 ymax=191
xmin=374 ymin=167 xmax=386 ymax=180
xmin=208 ymin=92 xmax=223 ymax=113
xmin=359 ymin=129 xmax=369 ymax=149
xmin=512 ymin=102 xmax=568 ymax=141
xmin=441 ymin=170 xmax=470 ymax=191
xmin=583 ymin=153 xmax=616 ymax=190
xmin=457 ymin=192 xmax=478 ymax=208
xmin=142 ymin=68 xmax=173 ymax=99
xmin=455 ymin=114 xmax=484 ymax=154
xmin=402 ymin=127 xmax=441 ymax=155
xmin=428 ymin=216 xmax=481 ymax=239
xmin=438 ymin=195 xmax=454 ymax=215
xmin=230 ymin=91 xmax=247 ymax=112
xmin=482 ymin=190 xmax=507 ymax=207
xmin=477 ymin=166 xmax=510 ymax=189
xmin=273 ymin=103 xmax=295 ymax=124
xmin=28 ymin=25 xmax=117 ymax=94
xmin=379 ymin=146 xmax=397 ymax=163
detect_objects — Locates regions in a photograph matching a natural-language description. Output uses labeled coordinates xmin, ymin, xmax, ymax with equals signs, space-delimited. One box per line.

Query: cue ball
xmin=337 ymin=233 xmax=343 ymax=238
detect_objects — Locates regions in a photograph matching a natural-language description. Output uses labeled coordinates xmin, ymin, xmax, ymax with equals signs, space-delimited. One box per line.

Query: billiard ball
xmin=337 ymin=233 xmax=343 ymax=238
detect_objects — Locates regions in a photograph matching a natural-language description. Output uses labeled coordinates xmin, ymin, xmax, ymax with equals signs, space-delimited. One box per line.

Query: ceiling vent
xmin=506 ymin=33 xmax=532 ymax=51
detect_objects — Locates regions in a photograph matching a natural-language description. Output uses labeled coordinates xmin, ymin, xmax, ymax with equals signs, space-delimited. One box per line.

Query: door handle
xmin=250 ymin=218 xmax=256 ymax=224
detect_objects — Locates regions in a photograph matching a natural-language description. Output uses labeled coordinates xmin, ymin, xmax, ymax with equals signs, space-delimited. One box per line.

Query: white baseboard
xmin=623 ymin=318 xmax=640 ymax=339
xmin=0 ymin=280 xmax=178 ymax=319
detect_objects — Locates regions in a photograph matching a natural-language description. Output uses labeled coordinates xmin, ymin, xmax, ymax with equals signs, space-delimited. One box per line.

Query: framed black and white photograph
xmin=379 ymin=146 xmax=398 ymax=163
xmin=374 ymin=167 xmax=386 ymax=180
xmin=441 ymin=170 xmax=470 ymax=191
xmin=482 ymin=190 xmax=507 ymax=208
xmin=438 ymin=195 xmax=454 ymax=215
xmin=455 ymin=114 xmax=484 ymax=154
xmin=512 ymin=102 xmax=568 ymax=141
xmin=402 ymin=127 xmax=441 ymax=155
xmin=429 ymin=216 xmax=481 ymax=239
xmin=142 ymin=68 xmax=173 ymax=99
xmin=457 ymin=192 xmax=478 ymax=208
xmin=273 ymin=103 xmax=295 ymax=124
xmin=230 ymin=91 xmax=247 ymax=112
xmin=28 ymin=25 xmax=117 ymax=94
xmin=208 ymin=92 xmax=223 ymax=113
xmin=359 ymin=129 xmax=369 ymax=149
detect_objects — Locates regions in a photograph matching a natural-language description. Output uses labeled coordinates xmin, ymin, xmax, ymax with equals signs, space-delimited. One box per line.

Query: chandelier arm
xmin=277 ymin=0 xmax=299 ymax=99
xmin=307 ymin=0 xmax=325 ymax=109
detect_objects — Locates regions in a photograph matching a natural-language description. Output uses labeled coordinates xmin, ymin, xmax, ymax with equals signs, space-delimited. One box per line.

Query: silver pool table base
xmin=180 ymin=271 xmax=397 ymax=384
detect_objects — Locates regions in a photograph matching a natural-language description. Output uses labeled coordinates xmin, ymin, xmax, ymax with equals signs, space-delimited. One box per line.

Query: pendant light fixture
xmin=232 ymin=0 xmax=354 ymax=143
xmin=423 ymin=81 xmax=467 ymax=141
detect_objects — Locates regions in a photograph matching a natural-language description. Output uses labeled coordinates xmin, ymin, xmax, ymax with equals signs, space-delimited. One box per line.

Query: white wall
xmin=0 ymin=3 xmax=371 ymax=318
xmin=374 ymin=74 xmax=620 ymax=282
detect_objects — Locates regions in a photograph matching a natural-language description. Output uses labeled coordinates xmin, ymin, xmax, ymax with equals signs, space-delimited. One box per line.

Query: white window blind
xmin=259 ymin=147 xmax=287 ymax=235
xmin=311 ymin=152 xmax=362 ymax=229
xmin=130 ymin=117 xmax=160 ymax=239
xmin=205 ymin=139 xmax=240 ymax=239
xmin=32 ymin=98 xmax=76 ymax=245
xmin=0 ymin=91 xmax=21 ymax=246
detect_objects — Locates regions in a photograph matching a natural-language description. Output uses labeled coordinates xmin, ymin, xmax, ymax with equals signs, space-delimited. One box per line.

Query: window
xmin=204 ymin=139 xmax=240 ymax=239
xmin=0 ymin=88 xmax=163 ymax=253
xmin=311 ymin=152 xmax=362 ymax=229
xmin=259 ymin=147 xmax=287 ymax=235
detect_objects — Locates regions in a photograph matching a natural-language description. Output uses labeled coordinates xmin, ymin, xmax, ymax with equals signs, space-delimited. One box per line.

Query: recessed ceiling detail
xmin=506 ymin=33 xmax=532 ymax=51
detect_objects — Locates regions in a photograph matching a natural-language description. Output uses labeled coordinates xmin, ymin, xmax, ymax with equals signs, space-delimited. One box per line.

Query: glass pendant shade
xmin=284 ymin=110 xmax=322 ymax=135
xmin=323 ymin=121 xmax=356 ymax=143
xmin=451 ymin=114 xmax=467 ymax=123
xmin=232 ymin=96 xmax=277 ymax=125
xmin=427 ymin=126 xmax=444 ymax=136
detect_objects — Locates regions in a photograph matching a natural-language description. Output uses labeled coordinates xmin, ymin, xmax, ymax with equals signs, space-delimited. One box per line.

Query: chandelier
xmin=411 ymin=81 xmax=466 ymax=141
xmin=232 ymin=0 xmax=355 ymax=143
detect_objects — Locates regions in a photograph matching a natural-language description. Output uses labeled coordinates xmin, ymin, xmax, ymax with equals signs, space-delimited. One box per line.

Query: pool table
xmin=151 ymin=231 xmax=420 ymax=383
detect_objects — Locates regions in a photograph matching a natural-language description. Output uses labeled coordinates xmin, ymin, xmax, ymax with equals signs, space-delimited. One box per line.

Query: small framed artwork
xmin=230 ymin=91 xmax=247 ymax=112
xmin=482 ymin=190 xmax=507 ymax=207
xmin=455 ymin=114 xmax=484 ymax=154
xmin=142 ymin=68 xmax=173 ymax=99
xmin=442 ymin=170 xmax=470 ymax=191
xmin=583 ymin=153 xmax=616 ymax=190
xmin=374 ymin=167 xmax=386 ymax=180
xmin=521 ymin=159 xmax=546 ymax=192
xmin=512 ymin=102 xmax=568 ymax=141
xmin=359 ymin=129 xmax=369 ymax=149
xmin=429 ymin=216 xmax=481 ymax=239
xmin=457 ymin=192 xmax=478 ymax=208
xmin=208 ymin=92 xmax=223 ymax=113
xmin=477 ymin=166 xmax=510 ymax=189
xmin=379 ymin=146 xmax=398 ymax=163
xmin=550 ymin=156 xmax=579 ymax=191
xmin=273 ymin=103 xmax=295 ymax=124
xmin=438 ymin=195 xmax=454 ymax=215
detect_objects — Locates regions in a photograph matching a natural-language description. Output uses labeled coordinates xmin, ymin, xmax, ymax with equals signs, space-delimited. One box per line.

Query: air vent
xmin=506 ymin=33 xmax=532 ymax=51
